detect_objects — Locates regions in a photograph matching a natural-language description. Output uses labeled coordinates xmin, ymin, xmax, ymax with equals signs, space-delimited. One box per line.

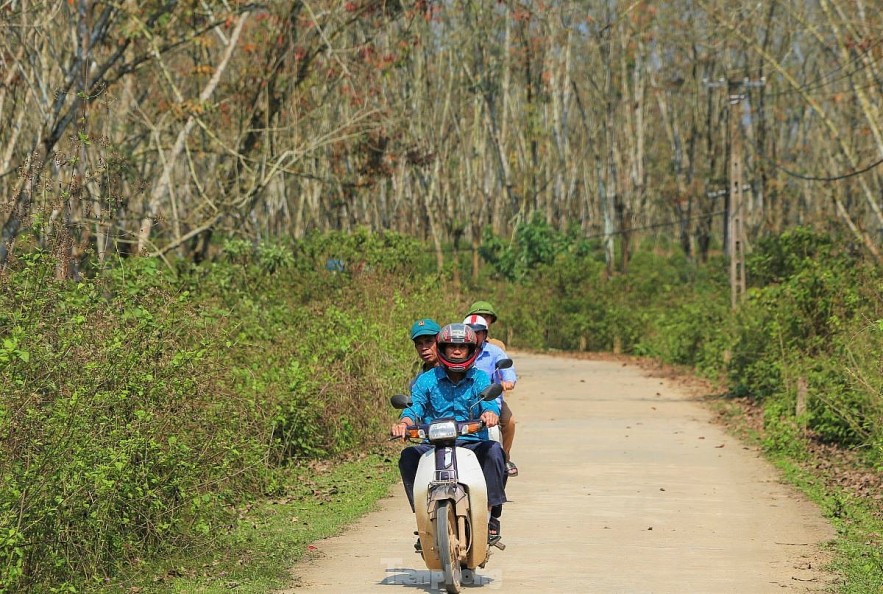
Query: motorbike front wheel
xmin=436 ymin=500 xmax=462 ymax=593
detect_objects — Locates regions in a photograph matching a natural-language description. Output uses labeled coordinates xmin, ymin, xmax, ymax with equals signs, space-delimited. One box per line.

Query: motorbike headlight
xmin=427 ymin=420 xmax=457 ymax=441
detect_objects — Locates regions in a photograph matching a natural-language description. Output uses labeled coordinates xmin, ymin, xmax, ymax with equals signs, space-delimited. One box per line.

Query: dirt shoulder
xmin=279 ymin=352 xmax=835 ymax=593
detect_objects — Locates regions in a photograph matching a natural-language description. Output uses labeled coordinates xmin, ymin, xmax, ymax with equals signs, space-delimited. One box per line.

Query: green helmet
xmin=467 ymin=300 xmax=498 ymax=323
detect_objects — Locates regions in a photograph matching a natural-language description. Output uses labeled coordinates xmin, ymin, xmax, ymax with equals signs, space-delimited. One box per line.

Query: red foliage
xmin=513 ymin=8 xmax=532 ymax=22
xmin=424 ymin=4 xmax=442 ymax=23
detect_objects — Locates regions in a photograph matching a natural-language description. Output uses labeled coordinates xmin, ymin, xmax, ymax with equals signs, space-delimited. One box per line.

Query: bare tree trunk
xmin=493 ymin=9 xmax=512 ymax=236
xmin=137 ymin=13 xmax=248 ymax=254
xmin=601 ymin=17 xmax=617 ymax=278
xmin=414 ymin=160 xmax=445 ymax=273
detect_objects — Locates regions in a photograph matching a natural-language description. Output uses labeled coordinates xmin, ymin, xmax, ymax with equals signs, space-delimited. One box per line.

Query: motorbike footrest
xmin=489 ymin=537 xmax=506 ymax=550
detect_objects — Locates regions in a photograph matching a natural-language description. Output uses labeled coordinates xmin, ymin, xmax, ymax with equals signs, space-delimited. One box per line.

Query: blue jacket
xmin=473 ymin=342 xmax=516 ymax=404
xmin=402 ymin=366 xmax=498 ymax=441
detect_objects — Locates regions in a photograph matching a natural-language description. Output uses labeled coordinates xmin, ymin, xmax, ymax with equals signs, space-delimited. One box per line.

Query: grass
xmin=706 ymin=395 xmax=883 ymax=593
xmin=771 ymin=457 xmax=883 ymax=594
xmin=99 ymin=452 xmax=400 ymax=593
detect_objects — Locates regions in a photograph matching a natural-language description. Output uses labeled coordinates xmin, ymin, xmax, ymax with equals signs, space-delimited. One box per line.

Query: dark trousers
xmin=398 ymin=440 xmax=508 ymax=512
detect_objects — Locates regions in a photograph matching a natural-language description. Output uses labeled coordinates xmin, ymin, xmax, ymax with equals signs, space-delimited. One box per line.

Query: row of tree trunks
xmin=0 ymin=1 xmax=880 ymax=273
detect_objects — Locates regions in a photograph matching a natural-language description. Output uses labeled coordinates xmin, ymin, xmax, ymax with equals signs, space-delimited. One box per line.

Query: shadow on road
xmin=380 ymin=567 xmax=498 ymax=590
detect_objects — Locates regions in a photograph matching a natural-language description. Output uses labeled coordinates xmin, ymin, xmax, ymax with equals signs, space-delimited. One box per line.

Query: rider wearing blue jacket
xmin=463 ymin=314 xmax=519 ymax=477
xmin=467 ymin=317 xmax=517 ymax=391
xmin=392 ymin=323 xmax=508 ymax=543
xmin=404 ymin=365 xmax=497 ymax=441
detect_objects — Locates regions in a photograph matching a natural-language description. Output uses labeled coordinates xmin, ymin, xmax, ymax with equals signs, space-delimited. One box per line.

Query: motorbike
xmin=390 ymin=383 xmax=506 ymax=594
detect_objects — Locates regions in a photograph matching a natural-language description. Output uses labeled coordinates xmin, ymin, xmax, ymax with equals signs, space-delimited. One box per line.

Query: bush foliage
xmin=0 ymin=230 xmax=450 ymax=592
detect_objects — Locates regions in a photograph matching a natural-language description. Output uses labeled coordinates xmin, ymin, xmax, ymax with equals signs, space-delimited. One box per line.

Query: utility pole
xmin=727 ymin=85 xmax=746 ymax=309
xmin=704 ymin=77 xmax=764 ymax=309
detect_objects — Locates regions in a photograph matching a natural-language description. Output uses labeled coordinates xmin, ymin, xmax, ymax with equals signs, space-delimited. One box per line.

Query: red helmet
xmin=436 ymin=323 xmax=480 ymax=372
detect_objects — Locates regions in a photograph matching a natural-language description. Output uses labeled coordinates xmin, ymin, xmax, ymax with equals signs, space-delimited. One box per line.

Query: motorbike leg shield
xmin=413 ymin=446 xmax=489 ymax=570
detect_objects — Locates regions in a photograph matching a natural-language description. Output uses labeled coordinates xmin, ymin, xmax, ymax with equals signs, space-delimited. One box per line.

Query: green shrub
xmin=761 ymin=399 xmax=807 ymax=458
xmin=728 ymin=229 xmax=865 ymax=399
xmin=637 ymin=296 xmax=731 ymax=374
xmin=0 ymin=256 xmax=260 ymax=590
xmin=809 ymin=318 xmax=883 ymax=462
xmin=298 ymin=227 xmax=429 ymax=275
xmin=747 ymin=227 xmax=835 ymax=286
xmin=805 ymin=357 xmax=873 ymax=447
xmin=479 ymin=214 xmax=574 ymax=282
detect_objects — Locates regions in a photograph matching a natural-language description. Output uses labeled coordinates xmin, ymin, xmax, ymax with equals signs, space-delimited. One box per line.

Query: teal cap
xmin=409 ymin=318 xmax=441 ymax=340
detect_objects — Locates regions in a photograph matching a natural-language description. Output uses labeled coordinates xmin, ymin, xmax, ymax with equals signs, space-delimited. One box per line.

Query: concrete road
xmin=280 ymin=352 xmax=834 ymax=593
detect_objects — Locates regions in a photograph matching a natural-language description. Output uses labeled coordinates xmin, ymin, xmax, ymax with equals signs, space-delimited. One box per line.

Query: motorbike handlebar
xmin=388 ymin=419 xmax=487 ymax=442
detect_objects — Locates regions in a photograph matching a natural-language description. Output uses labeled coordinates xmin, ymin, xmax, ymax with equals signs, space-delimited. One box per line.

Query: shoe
xmin=506 ymin=461 xmax=519 ymax=477
xmin=487 ymin=516 xmax=501 ymax=544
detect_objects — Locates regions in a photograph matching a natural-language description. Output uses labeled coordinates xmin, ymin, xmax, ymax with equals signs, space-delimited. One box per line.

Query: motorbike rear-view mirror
xmin=480 ymin=383 xmax=504 ymax=401
xmin=495 ymin=358 xmax=513 ymax=370
xmin=390 ymin=394 xmax=412 ymax=409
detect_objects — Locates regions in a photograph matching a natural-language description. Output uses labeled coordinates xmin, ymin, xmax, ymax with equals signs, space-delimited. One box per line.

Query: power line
xmin=403 ymin=209 xmax=728 ymax=253
xmin=760 ymin=37 xmax=883 ymax=99
xmin=582 ymin=209 xmax=727 ymax=239
xmin=751 ymin=145 xmax=883 ymax=182
xmin=738 ymin=87 xmax=883 ymax=182
xmin=771 ymin=157 xmax=883 ymax=182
